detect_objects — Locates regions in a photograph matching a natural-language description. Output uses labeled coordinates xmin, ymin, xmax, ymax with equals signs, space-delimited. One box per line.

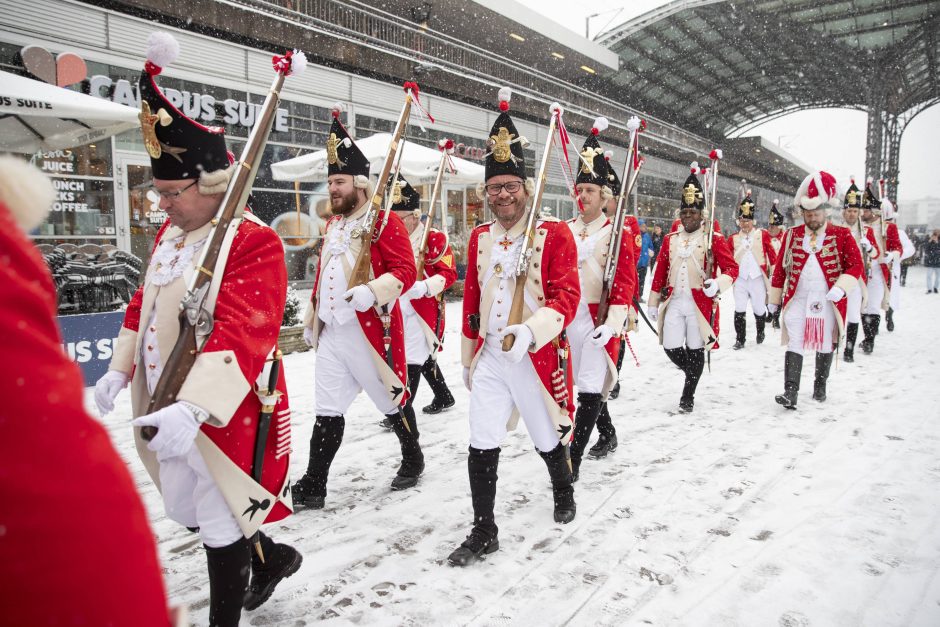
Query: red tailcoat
xmin=623 ymin=214 xmax=642 ymax=302
xmin=410 ymin=228 xmax=457 ymax=349
xmin=0 ymin=203 xmax=171 ymax=626
xmin=649 ymin=228 xmax=739 ymax=348
xmin=729 ymin=228 xmax=777 ymax=276
xmin=120 ymin=213 xmax=293 ymax=527
xmin=462 ymin=219 xmax=580 ymax=439
xmin=769 ymin=224 xmax=864 ymax=333
xmin=846 ymin=223 xmax=881 ymax=284
xmin=309 ymin=210 xmax=416 ymax=403
xmin=871 ymin=221 xmax=903 ymax=285
xmin=769 ymin=229 xmax=785 ymax=256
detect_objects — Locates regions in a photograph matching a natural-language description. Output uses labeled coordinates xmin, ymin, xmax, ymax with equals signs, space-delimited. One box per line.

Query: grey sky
xmin=515 ymin=0 xmax=938 ymax=202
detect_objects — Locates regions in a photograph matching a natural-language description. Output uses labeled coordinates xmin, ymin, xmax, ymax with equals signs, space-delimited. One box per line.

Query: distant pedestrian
xmin=925 ymin=230 xmax=940 ymax=294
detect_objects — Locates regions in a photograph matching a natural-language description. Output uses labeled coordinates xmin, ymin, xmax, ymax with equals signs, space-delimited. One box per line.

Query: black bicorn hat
xmin=862 ymin=177 xmax=881 ymax=210
xmin=680 ymin=162 xmax=705 ymax=210
xmin=769 ymin=199 xmax=785 ymax=226
xmin=484 ymin=87 xmax=527 ymax=181
xmin=737 ymin=190 xmax=756 ymax=219
xmin=575 ymin=117 xmax=611 ymax=188
xmin=326 ymin=103 xmax=370 ymax=178
xmin=604 ymin=151 xmax=622 ymax=197
xmin=843 ymin=177 xmax=862 ymax=209
xmin=389 ymin=174 xmax=420 ymax=212
xmin=139 ymin=33 xmax=230 ymax=180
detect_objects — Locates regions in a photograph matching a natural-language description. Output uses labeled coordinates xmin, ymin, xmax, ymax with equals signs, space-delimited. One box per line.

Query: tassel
xmin=145 ymin=32 xmax=179 ymax=74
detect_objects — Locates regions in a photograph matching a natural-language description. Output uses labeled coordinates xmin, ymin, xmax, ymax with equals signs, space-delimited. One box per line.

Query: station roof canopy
xmin=597 ymin=0 xmax=940 ymax=138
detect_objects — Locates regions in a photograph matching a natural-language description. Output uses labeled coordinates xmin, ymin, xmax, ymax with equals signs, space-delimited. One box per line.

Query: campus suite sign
xmin=87 ymin=75 xmax=290 ymax=133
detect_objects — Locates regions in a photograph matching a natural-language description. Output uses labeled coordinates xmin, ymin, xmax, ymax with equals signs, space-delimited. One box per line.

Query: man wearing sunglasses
xmin=450 ymin=89 xmax=580 ymax=567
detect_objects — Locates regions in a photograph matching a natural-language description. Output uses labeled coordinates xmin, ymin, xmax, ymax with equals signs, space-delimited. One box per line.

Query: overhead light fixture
xmin=509 ymin=33 xmax=525 ymax=42
xmin=551 ymin=52 xmax=565 ymax=59
xmin=580 ymin=65 xmax=596 ymax=74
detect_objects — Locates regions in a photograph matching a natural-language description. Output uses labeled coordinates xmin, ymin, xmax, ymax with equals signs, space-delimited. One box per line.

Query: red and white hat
xmin=793 ymin=170 xmax=838 ymax=210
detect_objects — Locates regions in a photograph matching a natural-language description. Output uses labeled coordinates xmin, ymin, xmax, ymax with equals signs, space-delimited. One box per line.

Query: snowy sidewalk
xmin=91 ymin=266 xmax=940 ymax=626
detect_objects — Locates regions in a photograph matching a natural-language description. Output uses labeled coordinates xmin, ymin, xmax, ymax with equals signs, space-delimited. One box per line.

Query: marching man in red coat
xmin=565 ymin=117 xmax=636 ymax=481
xmin=449 ymin=90 xmax=580 ymax=566
xmin=768 ymin=171 xmax=864 ymax=408
xmin=295 ymin=105 xmax=421 ymax=509
xmin=648 ymin=166 xmax=738 ymax=412
xmin=859 ymin=178 xmax=903 ymax=354
xmin=94 ymin=34 xmax=300 ymax=624
xmin=728 ymin=191 xmax=777 ymax=349
xmin=386 ymin=173 xmax=457 ymax=421
xmin=840 ymin=178 xmax=880 ymax=362
xmin=767 ymin=200 xmax=787 ymax=329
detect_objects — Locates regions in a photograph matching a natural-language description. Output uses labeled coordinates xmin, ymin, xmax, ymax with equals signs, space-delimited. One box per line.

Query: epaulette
xmin=538 ymin=215 xmax=561 ymax=223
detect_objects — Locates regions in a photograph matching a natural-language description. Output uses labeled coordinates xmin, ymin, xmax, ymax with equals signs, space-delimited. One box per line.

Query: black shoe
xmin=378 ymin=416 xmax=394 ymax=431
xmin=244 ymin=542 xmax=302 ymax=611
xmin=391 ymin=458 xmax=425 ymax=491
xmin=755 ymin=313 xmax=766 ymax=344
xmin=588 ymin=433 xmax=618 ymax=459
xmin=291 ymin=475 xmax=325 ymax=510
xmin=678 ymin=397 xmax=694 ymax=413
xmin=608 ymin=381 xmax=621 ymax=400
xmin=732 ymin=340 xmax=744 ymax=350
xmin=677 ymin=348 xmax=705 ymax=413
xmin=774 ymin=351 xmax=802 ymax=410
xmin=422 ymin=396 xmax=455 ymax=414
xmin=388 ymin=407 xmax=424 ymax=491
xmin=448 ymin=530 xmax=499 ymax=566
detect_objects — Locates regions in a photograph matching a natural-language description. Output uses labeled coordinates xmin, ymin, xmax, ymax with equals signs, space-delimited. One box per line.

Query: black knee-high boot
xmin=755 ymin=312 xmax=766 ymax=344
xmin=206 ymin=537 xmax=251 ymax=627
xmin=860 ymin=314 xmax=880 ymax=354
xmin=843 ymin=322 xmax=859 ymax=362
xmin=568 ymin=392 xmax=604 ymax=481
xmin=292 ymin=415 xmax=345 ymax=509
xmin=812 ymin=352 xmax=833 ymax=402
xmin=388 ymin=403 xmax=424 ymax=490
xmin=680 ymin=348 xmax=705 ymax=412
xmin=420 ymin=358 xmax=455 ymax=414
xmin=733 ymin=312 xmax=747 ymax=349
xmin=244 ymin=532 xmax=303 ymax=611
xmin=774 ymin=351 xmax=803 ymax=409
xmin=538 ymin=443 xmax=576 ymax=524
xmin=886 ymin=307 xmax=895 ymax=332
xmin=589 ymin=402 xmax=618 ymax=459
xmin=448 ymin=447 xmax=500 ymax=566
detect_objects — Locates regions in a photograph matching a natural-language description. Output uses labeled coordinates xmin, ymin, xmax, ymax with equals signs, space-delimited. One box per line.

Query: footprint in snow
xmin=778 ymin=610 xmax=810 ymax=626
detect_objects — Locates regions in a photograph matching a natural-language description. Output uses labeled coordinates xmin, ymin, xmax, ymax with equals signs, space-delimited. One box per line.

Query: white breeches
xmin=783 ymin=294 xmax=836 ymax=355
xmin=863 ymin=266 xmax=887 ymax=314
xmin=733 ymin=274 xmax=768 ymax=315
xmin=846 ymin=284 xmax=862 ymax=324
xmin=468 ymin=340 xmax=559 ymax=453
xmin=403 ymin=310 xmax=430 ymax=366
xmin=568 ymin=305 xmax=609 ymax=394
xmin=159 ymin=445 xmax=242 ymax=548
xmin=662 ymin=293 xmax=704 ymax=350
xmin=315 ymin=318 xmax=399 ymax=416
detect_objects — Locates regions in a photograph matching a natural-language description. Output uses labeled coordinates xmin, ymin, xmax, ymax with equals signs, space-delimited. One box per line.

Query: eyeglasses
xmin=484 ymin=181 xmax=523 ymax=196
xmin=149 ymin=180 xmax=198 ymax=201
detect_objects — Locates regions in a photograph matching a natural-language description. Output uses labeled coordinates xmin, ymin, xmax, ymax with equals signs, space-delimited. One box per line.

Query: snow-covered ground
xmin=90 ymin=267 xmax=940 ymax=626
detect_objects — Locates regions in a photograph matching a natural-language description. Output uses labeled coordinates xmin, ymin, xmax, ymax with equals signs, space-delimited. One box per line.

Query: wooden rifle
xmin=143 ymin=51 xmax=303 ymax=440
xmin=703 ymin=148 xmax=722 ymax=373
xmin=345 ymin=87 xmax=414 ymax=292
xmin=596 ymin=117 xmax=644 ymax=326
xmin=502 ymin=105 xmax=559 ymax=351
xmin=415 ymin=140 xmax=454 ymax=279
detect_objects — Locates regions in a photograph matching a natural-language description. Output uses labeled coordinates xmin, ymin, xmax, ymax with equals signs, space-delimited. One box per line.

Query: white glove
xmin=343 ymin=284 xmax=376 ymax=311
xmin=590 ymin=325 xmax=615 ymax=347
xmin=883 ymin=250 xmax=898 ymax=264
xmin=462 ymin=367 xmax=472 ymax=391
xmin=303 ymin=327 xmax=314 ymax=347
xmin=404 ymin=280 xmax=429 ymax=300
xmin=826 ymin=286 xmax=845 ymax=302
xmin=132 ymin=402 xmax=203 ymax=462
xmin=702 ymin=278 xmax=719 ymax=298
xmin=94 ymin=370 xmax=129 ymax=415
xmin=767 ymin=303 xmax=779 ymax=314
xmin=647 ymin=306 xmax=659 ymax=323
xmin=860 ymin=239 xmax=873 ymax=253
xmin=499 ymin=324 xmax=534 ymax=364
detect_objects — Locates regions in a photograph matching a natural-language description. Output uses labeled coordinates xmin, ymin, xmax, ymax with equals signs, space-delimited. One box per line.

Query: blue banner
xmin=58 ymin=311 xmax=125 ymax=386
